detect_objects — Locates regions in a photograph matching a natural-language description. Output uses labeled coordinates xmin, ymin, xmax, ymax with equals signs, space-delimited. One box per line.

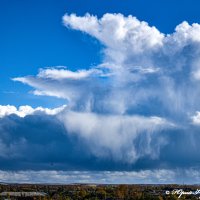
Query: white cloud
xmin=12 ymin=13 xmax=200 ymax=164
xmin=60 ymin=111 xmax=172 ymax=162
xmin=0 ymin=170 xmax=177 ymax=184
xmin=14 ymin=14 xmax=200 ymax=115
xmin=63 ymin=13 xmax=200 ymax=76
xmin=37 ymin=67 xmax=103 ymax=80
xmin=168 ymin=21 xmax=200 ymax=46
xmin=191 ymin=111 xmax=200 ymax=125
xmin=0 ymin=169 xmax=199 ymax=184
xmin=0 ymin=105 xmax=17 ymax=118
xmin=0 ymin=105 xmax=66 ymax=118
xmin=63 ymin=13 xmax=164 ymax=58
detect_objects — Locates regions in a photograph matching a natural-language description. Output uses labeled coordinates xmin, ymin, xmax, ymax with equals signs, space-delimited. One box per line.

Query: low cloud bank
xmin=0 ymin=169 xmax=199 ymax=184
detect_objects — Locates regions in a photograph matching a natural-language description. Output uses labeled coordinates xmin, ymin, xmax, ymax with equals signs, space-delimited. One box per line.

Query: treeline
xmin=0 ymin=184 xmax=199 ymax=200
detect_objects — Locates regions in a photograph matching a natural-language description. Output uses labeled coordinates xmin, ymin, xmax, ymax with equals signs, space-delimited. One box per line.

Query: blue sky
xmin=2 ymin=0 xmax=200 ymax=107
xmin=2 ymin=0 xmax=200 ymax=183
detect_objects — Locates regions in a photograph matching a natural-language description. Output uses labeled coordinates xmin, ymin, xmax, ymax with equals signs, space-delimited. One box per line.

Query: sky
xmin=2 ymin=0 xmax=200 ymax=184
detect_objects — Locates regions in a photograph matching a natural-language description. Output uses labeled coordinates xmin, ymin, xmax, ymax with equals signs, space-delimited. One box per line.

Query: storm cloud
xmin=1 ymin=13 xmax=200 ymax=182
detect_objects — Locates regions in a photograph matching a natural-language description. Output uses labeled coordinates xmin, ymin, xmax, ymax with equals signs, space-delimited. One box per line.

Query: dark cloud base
xmin=0 ymin=113 xmax=199 ymax=171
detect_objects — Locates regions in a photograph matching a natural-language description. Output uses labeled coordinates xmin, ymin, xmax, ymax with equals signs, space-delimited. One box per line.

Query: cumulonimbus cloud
xmin=10 ymin=13 xmax=200 ymax=167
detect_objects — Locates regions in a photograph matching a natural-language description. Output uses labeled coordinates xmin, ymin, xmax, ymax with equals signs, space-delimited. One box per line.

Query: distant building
xmin=0 ymin=191 xmax=47 ymax=200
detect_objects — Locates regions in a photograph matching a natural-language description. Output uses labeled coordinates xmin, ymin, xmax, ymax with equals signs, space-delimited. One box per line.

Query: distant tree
xmin=79 ymin=189 xmax=87 ymax=199
xmin=96 ymin=187 xmax=106 ymax=200
xmin=116 ymin=185 xmax=128 ymax=199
